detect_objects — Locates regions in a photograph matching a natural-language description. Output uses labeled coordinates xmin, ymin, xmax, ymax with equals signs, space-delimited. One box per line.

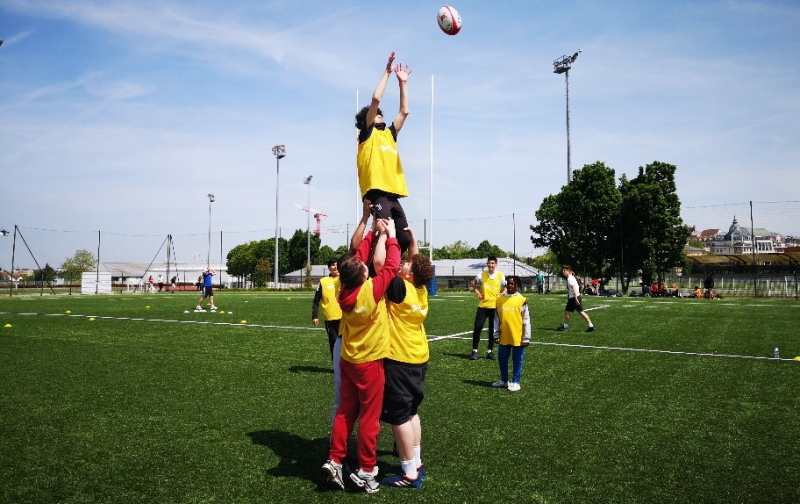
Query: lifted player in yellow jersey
xmin=355 ymin=52 xmax=412 ymax=254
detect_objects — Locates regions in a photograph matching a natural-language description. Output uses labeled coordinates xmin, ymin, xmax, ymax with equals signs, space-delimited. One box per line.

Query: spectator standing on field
xmin=147 ymin=275 xmax=154 ymax=293
xmin=157 ymin=274 xmax=164 ymax=292
xmin=556 ymin=265 xmax=595 ymax=333
xmin=470 ymin=256 xmax=506 ymax=360
xmin=322 ymin=218 xmax=400 ymax=494
xmin=704 ymin=273 xmax=715 ymax=299
xmin=312 ymin=258 xmax=344 ymax=360
xmin=491 ymin=276 xmax=531 ymax=392
xmin=312 ymin=258 xmax=344 ymax=431
xmin=536 ymin=271 xmax=544 ymax=294
xmin=170 ymin=275 xmax=177 ymax=293
xmin=195 ymin=267 xmax=217 ymax=312
xmin=380 ymin=227 xmax=434 ymax=488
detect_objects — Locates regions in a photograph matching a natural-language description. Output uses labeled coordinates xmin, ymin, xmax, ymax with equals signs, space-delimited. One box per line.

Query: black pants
xmin=325 ymin=320 xmax=341 ymax=361
xmin=472 ymin=307 xmax=496 ymax=351
xmin=363 ymin=189 xmax=410 ymax=254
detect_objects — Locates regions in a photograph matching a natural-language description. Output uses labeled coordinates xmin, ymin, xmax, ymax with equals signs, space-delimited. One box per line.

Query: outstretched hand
xmin=385 ymin=52 xmax=396 ymax=73
xmin=393 ymin=63 xmax=412 ymax=82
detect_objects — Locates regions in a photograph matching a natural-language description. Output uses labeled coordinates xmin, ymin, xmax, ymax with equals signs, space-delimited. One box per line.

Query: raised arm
xmin=349 ymin=199 xmax=372 ymax=251
xmin=366 ymin=52 xmax=396 ymax=128
xmin=405 ymin=226 xmax=418 ymax=258
xmin=392 ymin=62 xmax=411 ymax=134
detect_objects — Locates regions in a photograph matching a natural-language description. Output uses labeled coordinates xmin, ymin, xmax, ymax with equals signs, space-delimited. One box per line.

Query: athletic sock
xmin=401 ymin=459 xmax=417 ymax=479
xmin=414 ymin=445 xmax=421 ymax=468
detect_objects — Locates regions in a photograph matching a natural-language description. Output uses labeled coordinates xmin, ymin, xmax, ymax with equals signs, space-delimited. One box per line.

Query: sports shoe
xmin=322 ymin=459 xmax=345 ymax=490
xmin=586 ymin=326 xmax=596 ymax=333
xmin=388 ymin=464 xmax=426 ymax=481
xmin=486 ymin=350 xmax=495 ymax=360
xmin=508 ymin=382 xmax=521 ymax=392
xmin=381 ymin=473 xmax=422 ymax=488
xmin=210 ymin=306 xmax=218 ymax=312
xmin=556 ymin=325 xmax=568 ymax=332
xmin=491 ymin=380 xmax=507 ymax=388
xmin=194 ymin=307 xmax=206 ymax=312
xmin=470 ymin=350 xmax=479 ymax=360
xmin=350 ymin=468 xmax=380 ymax=494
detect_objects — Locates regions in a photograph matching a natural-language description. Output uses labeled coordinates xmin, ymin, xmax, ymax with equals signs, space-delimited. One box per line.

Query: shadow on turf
xmin=462 ymin=379 xmax=498 ymax=388
xmin=247 ymin=430 xmax=402 ymax=492
xmin=288 ymin=365 xmax=332 ymax=375
xmin=248 ymin=430 xmax=375 ymax=492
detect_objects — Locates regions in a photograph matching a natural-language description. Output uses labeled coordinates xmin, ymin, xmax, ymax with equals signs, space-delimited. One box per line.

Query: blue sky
xmin=1 ymin=0 xmax=799 ymax=265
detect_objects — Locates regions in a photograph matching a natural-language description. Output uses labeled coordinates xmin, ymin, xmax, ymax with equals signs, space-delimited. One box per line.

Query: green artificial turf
xmin=1 ymin=292 xmax=798 ymax=503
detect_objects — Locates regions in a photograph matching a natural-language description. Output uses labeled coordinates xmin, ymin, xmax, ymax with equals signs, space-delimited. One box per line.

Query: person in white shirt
xmin=556 ymin=265 xmax=595 ymax=333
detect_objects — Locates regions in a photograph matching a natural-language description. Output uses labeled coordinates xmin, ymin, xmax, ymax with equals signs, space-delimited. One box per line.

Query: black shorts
xmin=565 ymin=296 xmax=584 ymax=313
xmin=203 ymin=286 xmax=214 ymax=298
xmin=381 ymin=359 xmax=428 ymax=426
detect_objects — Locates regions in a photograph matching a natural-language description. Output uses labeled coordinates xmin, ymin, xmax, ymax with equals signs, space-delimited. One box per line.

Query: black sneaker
xmin=486 ymin=351 xmax=495 ymax=360
xmin=586 ymin=326 xmax=596 ymax=333
xmin=469 ymin=350 xmax=479 ymax=360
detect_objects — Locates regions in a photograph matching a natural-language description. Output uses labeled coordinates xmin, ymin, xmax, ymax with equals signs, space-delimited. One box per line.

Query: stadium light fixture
xmin=272 ymin=145 xmax=286 ymax=288
xmin=553 ymin=49 xmax=581 ymax=183
xmin=304 ymin=175 xmax=313 ymax=272
xmin=207 ymin=194 xmax=215 ymax=267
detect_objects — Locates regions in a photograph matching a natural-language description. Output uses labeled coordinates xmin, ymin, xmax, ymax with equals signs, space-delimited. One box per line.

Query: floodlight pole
xmin=272 ymin=145 xmax=286 ymax=288
xmin=553 ymin=50 xmax=581 ymax=183
xmin=304 ymin=175 xmax=313 ymax=270
xmin=207 ymin=193 xmax=215 ymax=267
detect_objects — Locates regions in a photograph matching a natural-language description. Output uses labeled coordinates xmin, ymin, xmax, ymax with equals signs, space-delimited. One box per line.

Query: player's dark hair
xmin=410 ymin=254 xmax=435 ymax=288
xmin=507 ymin=275 xmax=522 ymax=289
xmin=338 ymin=255 xmax=366 ymax=289
xmin=355 ymin=106 xmax=383 ymax=130
xmin=327 ymin=258 xmax=337 ymax=268
xmin=487 ymin=256 xmax=498 ymax=263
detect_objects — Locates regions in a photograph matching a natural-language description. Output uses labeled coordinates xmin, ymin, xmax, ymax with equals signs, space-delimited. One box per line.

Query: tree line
xmin=530 ymin=160 xmax=690 ymax=293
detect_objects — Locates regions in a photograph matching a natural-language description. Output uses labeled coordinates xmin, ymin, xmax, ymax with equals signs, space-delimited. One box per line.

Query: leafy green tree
xmin=316 ymin=245 xmax=340 ymax=266
xmin=433 ymin=240 xmax=475 ymax=260
xmin=530 ymin=161 xmax=621 ymax=278
xmin=34 ymin=263 xmax=57 ymax=282
xmin=475 ymin=240 xmax=507 ymax=259
xmin=530 ymin=250 xmax=561 ymax=275
xmin=60 ymin=249 xmax=97 ymax=283
xmin=613 ymin=161 xmax=691 ymax=292
xmin=253 ymin=258 xmax=272 ymax=287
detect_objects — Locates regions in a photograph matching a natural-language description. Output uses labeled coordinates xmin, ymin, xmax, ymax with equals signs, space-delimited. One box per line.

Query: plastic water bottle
xmin=774 ymin=347 xmax=780 ymax=359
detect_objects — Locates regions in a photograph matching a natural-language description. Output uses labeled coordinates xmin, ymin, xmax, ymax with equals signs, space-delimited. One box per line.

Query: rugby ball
xmin=437 ymin=5 xmax=462 ymax=35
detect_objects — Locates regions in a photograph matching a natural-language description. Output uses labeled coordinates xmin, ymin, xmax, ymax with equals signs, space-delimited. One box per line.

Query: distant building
xmin=708 ymin=216 xmax=785 ymax=255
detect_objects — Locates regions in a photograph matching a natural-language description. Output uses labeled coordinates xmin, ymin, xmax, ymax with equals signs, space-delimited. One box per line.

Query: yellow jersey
xmin=356 ymin=125 xmax=408 ymax=198
xmin=387 ymin=279 xmax=429 ymax=364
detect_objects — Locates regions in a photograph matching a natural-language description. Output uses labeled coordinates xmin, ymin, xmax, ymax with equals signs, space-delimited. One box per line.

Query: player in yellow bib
xmin=380 ymin=227 xmax=434 ymax=488
xmin=470 ymin=256 xmax=506 ymax=360
xmin=355 ymin=52 xmax=412 ymax=254
xmin=491 ymin=276 xmax=531 ymax=392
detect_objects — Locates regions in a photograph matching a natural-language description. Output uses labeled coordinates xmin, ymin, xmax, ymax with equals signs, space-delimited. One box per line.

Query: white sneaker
xmin=210 ymin=306 xmax=217 ymax=311
xmin=350 ymin=467 xmax=380 ymax=494
xmin=194 ymin=307 xmax=206 ymax=312
xmin=322 ymin=459 xmax=344 ymax=490
xmin=508 ymin=382 xmax=521 ymax=392
xmin=491 ymin=380 xmax=507 ymax=388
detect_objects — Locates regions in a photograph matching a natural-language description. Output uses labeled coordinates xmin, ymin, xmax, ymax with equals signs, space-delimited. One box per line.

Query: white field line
xmin=3 ymin=310 xmax=796 ymax=362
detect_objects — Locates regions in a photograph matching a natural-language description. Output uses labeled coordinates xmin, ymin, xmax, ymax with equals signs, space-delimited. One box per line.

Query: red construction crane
xmin=295 ymin=204 xmax=329 ymax=235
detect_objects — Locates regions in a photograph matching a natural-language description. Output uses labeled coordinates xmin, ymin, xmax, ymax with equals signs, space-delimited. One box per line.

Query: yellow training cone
xmin=66 ymin=310 xmax=71 ymax=314
xmin=88 ymin=318 xmax=96 ymax=321
xmin=240 ymin=320 xmax=247 ymax=324
xmin=4 ymin=324 xmax=11 ymax=328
